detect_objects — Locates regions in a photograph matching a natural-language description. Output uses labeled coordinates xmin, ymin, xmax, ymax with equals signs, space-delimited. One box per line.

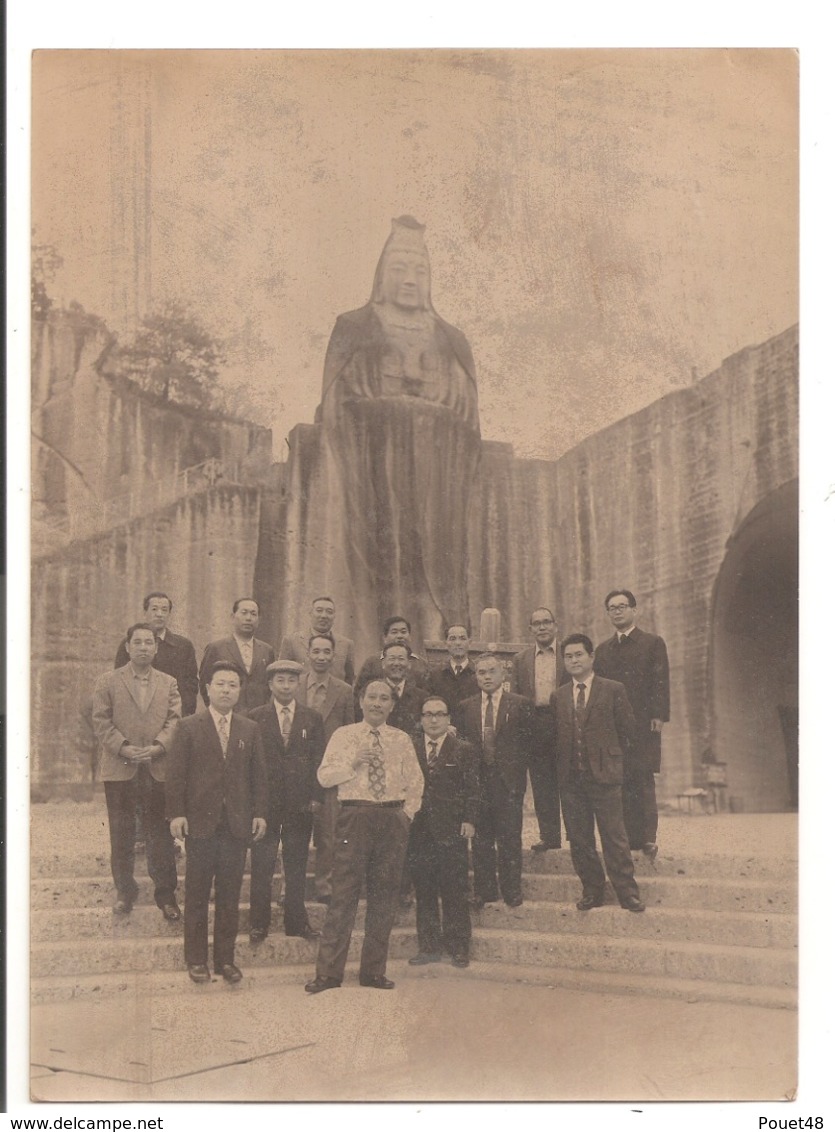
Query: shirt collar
xmin=618 ymin=627 xmax=635 ymax=640
xmin=209 ymin=705 xmax=232 ymax=728
xmin=128 ymin=663 xmax=152 ymax=681
xmin=572 ymin=673 xmax=595 ymax=689
xmin=536 ymin=642 xmax=557 ymax=655
xmin=450 ymin=658 xmax=469 ymax=670
xmin=482 ymin=689 xmax=501 ymax=704
xmin=425 ymin=733 xmax=446 ymax=754
xmin=274 ymin=698 xmax=296 ymax=720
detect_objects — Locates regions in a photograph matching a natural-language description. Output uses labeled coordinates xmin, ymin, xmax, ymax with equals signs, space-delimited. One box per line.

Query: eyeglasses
xmin=530 ymin=619 xmax=554 ymax=628
xmin=607 ymin=604 xmax=631 ymax=613
xmin=421 ymin=711 xmax=449 ymax=719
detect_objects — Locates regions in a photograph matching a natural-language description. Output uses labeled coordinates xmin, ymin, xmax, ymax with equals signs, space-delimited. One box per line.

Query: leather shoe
xmin=249 ymin=928 xmax=267 ymax=944
xmin=188 ymin=964 xmax=211 ymax=983
xmin=643 ymin=843 xmax=659 ymax=862
xmin=305 ymin=975 xmax=341 ymax=994
xmin=408 ymin=951 xmax=442 ymax=966
xmin=217 ymin=964 xmax=243 ymax=983
xmin=621 ymin=896 xmax=646 ymax=913
xmin=113 ymin=898 xmax=133 ymax=915
xmin=451 ymin=955 xmax=470 ymax=969
xmin=471 ymin=895 xmax=497 ymax=910
xmin=505 ymin=895 xmax=523 ymax=908
xmin=576 ymin=892 xmax=605 ymax=911
xmin=287 ymin=925 xmax=320 ymax=941
xmin=531 ymin=841 xmax=561 ymax=852
xmin=161 ymin=903 xmax=181 ymax=922
xmin=359 ymin=974 xmax=395 ymax=989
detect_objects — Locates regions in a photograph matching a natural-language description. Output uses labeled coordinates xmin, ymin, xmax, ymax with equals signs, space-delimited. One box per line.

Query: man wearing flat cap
xmin=248 ymin=659 xmax=326 ymax=942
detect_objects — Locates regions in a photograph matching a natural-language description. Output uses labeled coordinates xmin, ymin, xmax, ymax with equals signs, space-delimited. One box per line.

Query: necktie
xmin=454 ymin=666 xmax=462 ymax=677
xmin=281 ymin=707 xmax=292 ymax=740
xmin=428 ymin=739 xmax=438 ymax=767
xmin=368 ymin=729 xmax=386 ymax=799
xmin=311 ymin=682 xmax=326 ymax=715
xmin=217 ymin=713 xmax=229 ymax=756
xmin=483 ymin=696 xmax=496 ymax=765
xmin=576 ymin=683 xmax=586 ymax=715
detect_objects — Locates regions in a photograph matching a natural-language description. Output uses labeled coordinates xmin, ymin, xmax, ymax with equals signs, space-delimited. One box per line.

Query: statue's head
xmin=373 ymin=215 xmax=431 ymax=311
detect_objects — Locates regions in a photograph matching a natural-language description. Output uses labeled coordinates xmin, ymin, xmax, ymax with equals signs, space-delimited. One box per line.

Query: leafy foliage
xmin=109 ymin=301 xmax=227 ymax=409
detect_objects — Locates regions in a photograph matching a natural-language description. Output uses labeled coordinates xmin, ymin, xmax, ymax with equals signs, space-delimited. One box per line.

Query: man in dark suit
xmin=93 ymin=622 xmax=182 ymax=919
xmin=553 ymin=634 xmax=644 ymax=913
xmin=510 ymin=606 xmax=563 ymax=852
xmin=354 ymin=615 xmax=431 ymax=701
xmin=114 ymin=592 xmax=199 ymax=717
xmin=247 ymin=660 xmax=326 ymax=942
xmin=166 ymin=661 xmax=269 ymax=983
xmin=296 ymin=633 xmax=356 ymax=904
xmin=408 ymin=695 xmax=479 ymax=968
xmin=379 ymin=642 xmax=430 ymax=738
xmin=199 ymin=597 xmax=276 ymax=713
xmin=459 ymin=653 xmax=535 ymax=908
xmin=278 ymin=595 xmax=356 ymax=685
xmin=593 ymin=589 xmax=670 ymax=859
xmin=427 ymin=624 xmax=479 ymax=731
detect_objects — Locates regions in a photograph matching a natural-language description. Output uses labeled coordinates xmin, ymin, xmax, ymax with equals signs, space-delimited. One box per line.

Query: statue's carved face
xmin=379 ymin=247 xmax=430 ymax=310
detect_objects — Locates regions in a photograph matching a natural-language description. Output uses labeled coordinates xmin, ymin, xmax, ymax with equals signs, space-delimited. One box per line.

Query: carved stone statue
xmin=318 ymin=216 xmax=480 ymax=432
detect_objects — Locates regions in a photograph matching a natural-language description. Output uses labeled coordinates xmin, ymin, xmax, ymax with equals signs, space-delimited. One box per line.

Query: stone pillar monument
xmin=279 ymin=216 xmax=482 ymax=660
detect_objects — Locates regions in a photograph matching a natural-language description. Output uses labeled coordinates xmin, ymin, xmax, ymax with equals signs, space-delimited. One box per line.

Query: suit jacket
xmin=458 ymin=691 xmax=535 ymax=796
xmin=278 ymin=630 xmax=356 ymax=685
xmin=248 ymin=701 xmax=326 ymax=828
xmin=593 ymin=627 xmax=669 ymax=772
xmin=381 ymin=680 xmax=430 ymax=739
xmin=199 ymin=636 xmax=276 ymax=713
xmin=115 ymin=629 xmax=199 ymax=716
xmin=426 ymin=662 xmax=480 ymax=729
xmin=92 ymin=665 xmax=182 ymax=783
xmin=165 ymin=710 xmax=269 ymax=841
xmin=297 ymin=671 xmax=355 ymax=744
xmin=510 ymin=643 xmax=569 ymax=703
xmin=552 ymin=676 xmax=637 ymax=787
xmin=413 ymin=732 xmax=480 ymax=843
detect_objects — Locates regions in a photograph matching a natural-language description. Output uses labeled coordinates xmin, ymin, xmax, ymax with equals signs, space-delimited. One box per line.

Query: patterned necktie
xmin=368 ymin=729 xmax=386 ymax=799
xmin=217 ymin=713 xmax=229 ymax=756
xmin=483 ymin=696 xmax=496 ymax=765
xmin=576 ymin=683 xmax=587 ymax=716
xmin=428 ymin=739 xmax=438 ymax=767
xmin=281 ymin=707 xmax=292 ymax=741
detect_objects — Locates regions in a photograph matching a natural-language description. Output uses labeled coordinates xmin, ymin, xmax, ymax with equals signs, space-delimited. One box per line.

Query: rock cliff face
xmin=31 ymin=308 xmax=798 ymax=811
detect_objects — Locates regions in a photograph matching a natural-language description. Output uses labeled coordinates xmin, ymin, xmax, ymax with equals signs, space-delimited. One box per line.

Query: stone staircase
xmin=31 ymin=840 xmax=797 ymax=1010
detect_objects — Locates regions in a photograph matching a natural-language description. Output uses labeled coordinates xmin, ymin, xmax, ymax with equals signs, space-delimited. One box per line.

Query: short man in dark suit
xmin=379 ymin=642 xmax=430 ymax=738
xmin=278 ymin=595 xmax=356 ymax=685
xmin=247 ymin=659 xmax=326 ymax=942
xmin=408 ymin=695 xmax=479 ymax=968
xmin=354 ymin=615 xmax=431 ymax=702
xmin=167 ymin=661 xmax=269 ymax=983
xmin=593 ymin=589 xmax=670 ymax=859
xmin=510 ymin=606 xmax=563 ymax=852
xmin=427 ymin=624 xmax=479 ymax=731
xmin=199 ymin=597 xmax=276 ymax=713
xmin=114 ymin=592 xmax=199 ymax=717
xmin=553 ymin=634 xmax=644 ymax=913
xmin=92 ymin=622 xmax=182 ymax=919
xmin=304 ymin=681 xmax=424 ymax=994
xmin=296 ymin=633 xmax=356 ymax=904
xmin=459 ymin=653 xmax=535 ymax=908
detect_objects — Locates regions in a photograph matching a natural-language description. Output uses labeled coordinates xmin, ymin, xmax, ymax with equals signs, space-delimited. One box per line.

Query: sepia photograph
xmin=8 ymin=20 xmax=822 ymax=1118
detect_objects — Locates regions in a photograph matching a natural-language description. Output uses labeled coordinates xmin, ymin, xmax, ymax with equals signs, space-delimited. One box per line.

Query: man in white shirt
xmin=304 ymin=681 xmax=424 ymax=993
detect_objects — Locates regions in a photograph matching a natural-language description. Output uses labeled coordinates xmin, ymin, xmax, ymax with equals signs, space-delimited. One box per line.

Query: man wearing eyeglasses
xmin=407 ymin=697 xmax=479 ymax=969
xmin=509 ymin=607 xmax=563 ymax=852
xmin=593 ymin=590 xmax=670 ymax=860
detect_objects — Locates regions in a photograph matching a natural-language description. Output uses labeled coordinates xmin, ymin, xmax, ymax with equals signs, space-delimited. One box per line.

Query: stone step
xmin=30 ymin=924 xmax=796 ymax=991
xmin=30 ymin=960 xmax=797 ymax=1011
xmin=31 ymin=844 xmax=798 ymax=884
xmin=30 ymin=896 xmax=796 ymax=951
xmin=31 ymin=870 xmax=796 ymax=916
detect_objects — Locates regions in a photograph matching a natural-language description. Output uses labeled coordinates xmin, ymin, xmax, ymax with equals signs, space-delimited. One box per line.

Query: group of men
xmin=90 ymin=588 xmax=669 ymax=990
